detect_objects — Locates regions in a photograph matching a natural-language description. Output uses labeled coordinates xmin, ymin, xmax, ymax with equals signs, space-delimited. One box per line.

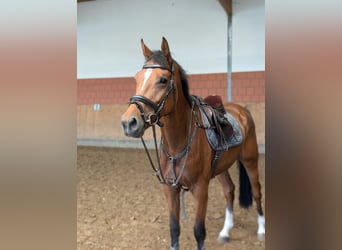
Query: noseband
xmin=129 ymin=63 xmax=175 ymax=127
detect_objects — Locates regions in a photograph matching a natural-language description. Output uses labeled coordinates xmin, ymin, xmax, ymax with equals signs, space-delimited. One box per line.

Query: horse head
xmin=121 ymin=37 xmax=177 ymax=138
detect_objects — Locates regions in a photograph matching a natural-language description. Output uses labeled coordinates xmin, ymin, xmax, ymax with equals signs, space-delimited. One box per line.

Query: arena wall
xmin=77 ymin=103 xmax=264 ymax=150
xmin=77 ymin=71 xmax=265 ymax=152
xmin=78 ymin=71 xmax=265 ymax=105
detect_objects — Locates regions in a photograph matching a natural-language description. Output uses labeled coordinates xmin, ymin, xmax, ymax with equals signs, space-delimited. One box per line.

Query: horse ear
xmin=161 ymin=37 xmax=172 ymax=65
xmin=141 ymin=38 xmax=153 ymax=60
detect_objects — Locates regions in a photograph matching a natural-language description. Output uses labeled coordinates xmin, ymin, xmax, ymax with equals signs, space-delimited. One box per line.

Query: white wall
xmin=232 ymin=0 xmax=265 ymax=72
xmin=77 ymin=0 xmax=264 ymax=78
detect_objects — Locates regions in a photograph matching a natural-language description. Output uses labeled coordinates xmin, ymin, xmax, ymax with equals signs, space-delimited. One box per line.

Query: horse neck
xmin=160 ymin=92 xmax=192 ymax=155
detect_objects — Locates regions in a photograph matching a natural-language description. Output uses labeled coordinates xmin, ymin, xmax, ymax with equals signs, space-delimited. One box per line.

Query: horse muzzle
xmin=121 ymin=113 xmax=145 ymax=138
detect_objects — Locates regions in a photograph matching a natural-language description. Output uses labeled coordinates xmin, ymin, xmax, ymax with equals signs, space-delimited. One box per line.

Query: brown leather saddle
xmin=203 ymin=95 xmax=234 ymax=140
xmin=192 ymin=95 xmax=243 ymax=151
xmin=191 ymin=95 xmax=243 ymax=177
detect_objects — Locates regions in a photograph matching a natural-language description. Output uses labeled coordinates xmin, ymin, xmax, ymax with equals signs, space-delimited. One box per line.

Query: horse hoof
xmin=217 ymin=236 xmax=230 ymax=244
xmin=170 ymin=244 xmax=179 ymax=250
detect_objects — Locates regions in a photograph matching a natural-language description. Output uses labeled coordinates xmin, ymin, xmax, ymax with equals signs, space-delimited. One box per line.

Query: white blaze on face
xmin=140 ymin=68 xmax=153 ymax=91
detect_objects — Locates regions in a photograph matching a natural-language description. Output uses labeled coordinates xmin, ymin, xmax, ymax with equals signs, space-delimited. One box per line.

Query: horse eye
xmin=159 ymin=77 xmax=168 ymax=84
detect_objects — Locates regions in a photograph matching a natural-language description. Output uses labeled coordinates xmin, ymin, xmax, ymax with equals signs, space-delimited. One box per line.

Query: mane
xmin=146 ymin=51 xmax=192 ymax=106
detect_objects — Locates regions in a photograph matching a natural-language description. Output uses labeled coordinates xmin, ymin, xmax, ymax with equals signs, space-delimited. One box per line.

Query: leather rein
xmin=129 ymin=62 xmax=201 ymax=189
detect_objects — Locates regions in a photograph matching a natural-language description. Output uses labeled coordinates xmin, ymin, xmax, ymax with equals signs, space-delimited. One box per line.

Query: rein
xmin=131 ymin=63 xmax=201 ymax=190
xmin=129 ymin=62 xmax=205 ymax=221
xmin=140 ymin=100 xmax=198 ymax=189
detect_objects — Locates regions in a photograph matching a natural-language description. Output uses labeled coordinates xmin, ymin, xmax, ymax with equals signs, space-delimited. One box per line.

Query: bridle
xmin=129 ymin=63 xmax=176 ymax=127
xmin=128 ymin=61 xmax=201 ymax=188
xmin=128 ymin=62 xmax=177 ymax=184
xmin=128 ymin=60 xmax=201 ymax=220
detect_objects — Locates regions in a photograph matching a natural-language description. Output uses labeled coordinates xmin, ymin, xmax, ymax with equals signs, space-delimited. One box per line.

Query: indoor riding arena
xmin=77 ymin=0 xmax=265 ymax=249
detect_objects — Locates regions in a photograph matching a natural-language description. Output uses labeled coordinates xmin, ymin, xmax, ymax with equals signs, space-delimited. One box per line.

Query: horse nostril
xmin=128 ymin=116 xmax=138 ymax=129
xmin=121 ymin=115 xmax=143 ymax=137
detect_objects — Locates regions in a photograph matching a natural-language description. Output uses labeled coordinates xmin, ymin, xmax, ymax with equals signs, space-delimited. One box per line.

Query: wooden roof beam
xmin=218 ymin=0 xmax=233 ymax=15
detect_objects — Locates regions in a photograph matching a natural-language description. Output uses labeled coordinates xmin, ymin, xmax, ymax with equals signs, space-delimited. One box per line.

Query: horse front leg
xmin=163 ymin=185 xmax=181 ymax=250
xmin=192 ymin=181 xmax=209 ymax=250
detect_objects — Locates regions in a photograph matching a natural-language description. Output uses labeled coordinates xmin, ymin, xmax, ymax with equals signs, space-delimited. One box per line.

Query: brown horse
xmin=121 ymin=37 xmax=265 ymax=250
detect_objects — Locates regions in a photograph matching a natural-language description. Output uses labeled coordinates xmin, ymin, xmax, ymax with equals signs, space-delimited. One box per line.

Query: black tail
xmin=238 ymin=160 xmax=253 ymax=208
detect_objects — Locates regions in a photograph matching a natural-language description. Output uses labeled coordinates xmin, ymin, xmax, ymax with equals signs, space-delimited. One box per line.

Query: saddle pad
xmin=199 ymin=108 xmax=243 ymax=151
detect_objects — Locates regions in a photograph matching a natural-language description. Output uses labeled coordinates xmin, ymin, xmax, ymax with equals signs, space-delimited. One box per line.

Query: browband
xmin=142 ymin=64 xmax=172 ymax=73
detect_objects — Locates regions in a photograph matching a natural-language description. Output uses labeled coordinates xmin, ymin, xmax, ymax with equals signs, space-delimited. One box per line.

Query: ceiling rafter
xmin=218 ymin=0 xmax=233 ymax=15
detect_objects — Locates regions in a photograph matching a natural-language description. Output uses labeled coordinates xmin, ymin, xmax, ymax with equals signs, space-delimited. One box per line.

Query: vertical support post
xmin=227 ymin=13 xmax=233 ymax=102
